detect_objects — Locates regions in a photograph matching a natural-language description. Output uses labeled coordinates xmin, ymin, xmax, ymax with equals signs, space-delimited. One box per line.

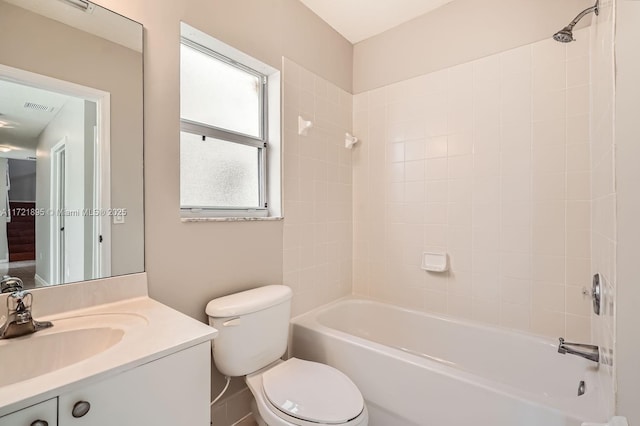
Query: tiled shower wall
xmin=282 ymin=58 xmax=353 ymax=317
xmin=352 ymin=30 xmax=593 ymax=340
xmin=589 ymin=0 xmax=616 ymax=417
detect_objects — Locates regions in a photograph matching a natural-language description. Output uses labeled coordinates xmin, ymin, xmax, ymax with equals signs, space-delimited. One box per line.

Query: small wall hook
xmin=298 ymin=116 xmax=313 ymax=136
xmin=345 ymin=133 xmax=358 ymax=149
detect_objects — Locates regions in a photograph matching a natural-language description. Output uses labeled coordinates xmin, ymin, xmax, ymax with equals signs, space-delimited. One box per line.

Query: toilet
xmin=206 ymin=285 xmax=368 ymax=426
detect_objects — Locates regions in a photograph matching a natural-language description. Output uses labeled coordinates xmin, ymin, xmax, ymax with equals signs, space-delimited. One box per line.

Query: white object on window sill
xmin=182 ymin=216 xmax=284 ymax=223
xmin=421 ymin=252 xmax=448 ymax=272
xmin=298 ymin=116 xmax=313 ymax=136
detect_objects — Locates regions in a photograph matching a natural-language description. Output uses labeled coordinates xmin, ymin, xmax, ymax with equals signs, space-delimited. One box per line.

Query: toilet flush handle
xmin=222 ymin=317 xmax=241 ymax=327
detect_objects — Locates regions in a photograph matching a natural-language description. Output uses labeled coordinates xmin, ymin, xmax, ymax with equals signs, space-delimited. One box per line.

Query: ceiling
xmin=299 ymin=0 xmax=456 ymax=44
xmin=0 ymin=79 xmax=70 ymax=158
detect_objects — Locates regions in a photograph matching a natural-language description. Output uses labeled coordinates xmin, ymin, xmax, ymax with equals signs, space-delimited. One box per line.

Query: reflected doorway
xmin=1 ymin=158 xmax=37 ymax=288
xmin=0 ymin=73 xmax=109 ymax=288
xmin=51 ymin=140 xmax=66 ymax=285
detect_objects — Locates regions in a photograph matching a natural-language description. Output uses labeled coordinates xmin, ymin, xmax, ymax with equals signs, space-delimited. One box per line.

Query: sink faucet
xmin=558 ymin=337 xmax=599 ymax=363
xmin=0 ymin=278 xmax=53 ymax=339
xmin=0 ymin=275 xmax=24 ymax=294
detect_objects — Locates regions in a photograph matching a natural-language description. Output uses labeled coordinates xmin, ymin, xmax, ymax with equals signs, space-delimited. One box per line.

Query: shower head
xmin=553 ymin=26 xmax=575 ymax=43
xmin=553 ymin=0 xmax=599 ymax=43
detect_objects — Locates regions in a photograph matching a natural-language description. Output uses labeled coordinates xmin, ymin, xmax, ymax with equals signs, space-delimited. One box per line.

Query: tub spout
xmin=558 ymin=338 xmax=599 ymax=363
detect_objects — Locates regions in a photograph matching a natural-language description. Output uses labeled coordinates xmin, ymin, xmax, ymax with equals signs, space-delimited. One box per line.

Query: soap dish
xmin=421 ymin=252 xmax=448 ymax=272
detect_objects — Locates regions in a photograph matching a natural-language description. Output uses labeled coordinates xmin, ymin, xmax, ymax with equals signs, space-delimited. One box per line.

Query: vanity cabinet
xmin=58 ymin=342 xmax=210 ymax=425
xmin=1 ymin=342 xmax=210 ymax=426
xmin=0 ymin=398 xmax=57 ymax=426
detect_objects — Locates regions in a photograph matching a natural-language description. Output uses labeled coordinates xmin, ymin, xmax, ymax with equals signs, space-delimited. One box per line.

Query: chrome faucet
xmin=558 ymin=338 xmax=599 ymax=363
xmin=0 ymin=278 xmax=53 ymax=339
xmin=0 ymin=275 xmax=24 ymax=294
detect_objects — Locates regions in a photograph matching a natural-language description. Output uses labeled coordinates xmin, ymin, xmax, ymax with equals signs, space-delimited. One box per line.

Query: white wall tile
xmin=567 ymin=85 xmax=590 ymax=116
xmin=425 ymin=158 xmax=448 ymax=180
xmin=501 ymin=45 xmax=532 ymax=76
xmin=425 ymin=136 xmax=448 ymax=158
xmin=501 ymin=277 xmax=532 ymax=305
xmin=533 ymin=60 xmax=566 ymax=93
xmin=533 ymin=90 xmax=566 ymax=122
xmin=283 ymin=59 xmax=352 ymax=315
xmin=533 ymin=119 xmax=566 ymax=147
xmin=352 ymin=34 xmax=592 ymax=341
xmin=501 ymin=302 xmax=531 ymax=331
xmin=405 ymin=160 xmax=425 ymax=182
xmin=567 ymin=56 xmax=590 ymax=88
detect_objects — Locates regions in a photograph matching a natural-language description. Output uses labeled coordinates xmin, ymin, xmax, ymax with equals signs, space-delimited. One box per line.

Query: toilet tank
xmin=206 ymin=285 xmax=292 ymax=377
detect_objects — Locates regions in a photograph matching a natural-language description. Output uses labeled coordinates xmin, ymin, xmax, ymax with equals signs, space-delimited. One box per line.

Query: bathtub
xmin=290 ymin=298 xmax=607 ymax=426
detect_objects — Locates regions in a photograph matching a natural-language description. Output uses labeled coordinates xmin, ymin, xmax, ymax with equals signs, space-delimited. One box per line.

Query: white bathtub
xmin=290 ymin=298 xmax=607 ymax=426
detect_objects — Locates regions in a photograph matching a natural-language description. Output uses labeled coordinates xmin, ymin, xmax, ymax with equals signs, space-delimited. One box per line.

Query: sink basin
xmin=0 ymin=313 xmax=146 ymax=388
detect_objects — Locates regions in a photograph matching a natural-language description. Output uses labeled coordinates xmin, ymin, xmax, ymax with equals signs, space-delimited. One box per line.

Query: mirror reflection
xmin=0 ymin=0 xmax=144 ymax=288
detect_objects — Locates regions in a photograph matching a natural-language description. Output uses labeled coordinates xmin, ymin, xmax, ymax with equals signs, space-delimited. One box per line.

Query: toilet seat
xmin=262 ymin=358 xmax=364 ymax=424
xmin=246 ymin=358 xmax=367 ymax=426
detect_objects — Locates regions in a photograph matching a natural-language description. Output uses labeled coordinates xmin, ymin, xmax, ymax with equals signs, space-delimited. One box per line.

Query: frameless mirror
xmin=0 ymin=0 xmax=144 ymax=289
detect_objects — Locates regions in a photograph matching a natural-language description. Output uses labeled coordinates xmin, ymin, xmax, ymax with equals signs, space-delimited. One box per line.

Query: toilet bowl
xmin=246 ymin=358 xmax=368 ymax=426
xmin=206 ymin=285 xmax=368 ymax=426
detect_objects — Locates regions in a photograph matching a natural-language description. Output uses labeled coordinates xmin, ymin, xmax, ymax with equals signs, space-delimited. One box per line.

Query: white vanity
xmin=0 ymin=273 xmax=218 ymax=426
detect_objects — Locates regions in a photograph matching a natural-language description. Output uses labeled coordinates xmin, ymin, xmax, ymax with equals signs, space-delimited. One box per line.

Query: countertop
xmin=0 ymin=296 xmax=218 ymax=416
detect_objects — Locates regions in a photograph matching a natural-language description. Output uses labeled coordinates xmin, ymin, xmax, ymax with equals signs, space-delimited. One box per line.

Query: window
xmin=179 ymin=23 xmax=280 ymax=218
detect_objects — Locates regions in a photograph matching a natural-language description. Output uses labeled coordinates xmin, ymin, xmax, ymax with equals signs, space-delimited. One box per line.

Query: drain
xmin=578 ymin=380 xmax=586 ymax=396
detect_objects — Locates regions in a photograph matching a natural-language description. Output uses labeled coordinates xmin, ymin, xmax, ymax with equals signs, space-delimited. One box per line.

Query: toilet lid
xmin=262 ymin=358 xmax=364 ymax=424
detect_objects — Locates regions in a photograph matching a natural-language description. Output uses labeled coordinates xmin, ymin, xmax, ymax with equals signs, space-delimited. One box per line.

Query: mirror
xmin=0 ymin=0 xmax=144 ymax=289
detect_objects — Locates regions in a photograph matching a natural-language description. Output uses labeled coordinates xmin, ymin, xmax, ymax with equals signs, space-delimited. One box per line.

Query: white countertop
xmin=0 ymin=296 xmax=218 ymax=416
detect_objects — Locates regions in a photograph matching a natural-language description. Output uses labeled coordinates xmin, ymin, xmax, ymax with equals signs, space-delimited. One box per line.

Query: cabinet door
xmin=59 ymin=342 xmax=210 ymax=426
xmin=0 ymin=398 xmax=58 ymax=426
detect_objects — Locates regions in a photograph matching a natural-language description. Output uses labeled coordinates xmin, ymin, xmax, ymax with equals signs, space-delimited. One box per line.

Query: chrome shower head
xmin=553 ymin=26 xmax=575 ymax=43
xmin=553 ymin=0 xmax=599 ymax=43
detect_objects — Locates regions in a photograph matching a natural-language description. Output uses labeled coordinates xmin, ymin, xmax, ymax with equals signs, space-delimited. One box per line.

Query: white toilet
xmin=206 ymin=285 xmax=368 ymax=426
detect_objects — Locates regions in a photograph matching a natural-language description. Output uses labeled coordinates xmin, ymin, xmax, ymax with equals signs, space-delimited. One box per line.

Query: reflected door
xmin=51 ymin=140 xmax=66 ymax=285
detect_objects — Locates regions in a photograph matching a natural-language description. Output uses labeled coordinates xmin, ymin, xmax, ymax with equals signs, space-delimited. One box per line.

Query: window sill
xmin=181 ymin=216 xmax=284 ymax=223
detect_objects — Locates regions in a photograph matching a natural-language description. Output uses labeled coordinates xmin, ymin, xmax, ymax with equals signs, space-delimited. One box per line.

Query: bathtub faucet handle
xmin=558 ymin=337 xmax=568 ymax=354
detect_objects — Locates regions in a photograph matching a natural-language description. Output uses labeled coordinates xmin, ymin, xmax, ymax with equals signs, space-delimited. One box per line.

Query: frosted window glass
xmin=180 ymin=132 xmax=260 ymax=208
xmin=181 ymin=44 xmax=262 ymax=138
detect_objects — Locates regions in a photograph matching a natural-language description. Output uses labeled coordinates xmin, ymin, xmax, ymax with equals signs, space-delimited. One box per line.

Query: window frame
xmin=179 ymin=37 xmax=269 ymax=216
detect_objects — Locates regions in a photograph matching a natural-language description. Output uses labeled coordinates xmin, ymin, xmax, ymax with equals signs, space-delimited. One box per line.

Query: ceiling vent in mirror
xmin=24 ymin=102 xmax=55 ymax=113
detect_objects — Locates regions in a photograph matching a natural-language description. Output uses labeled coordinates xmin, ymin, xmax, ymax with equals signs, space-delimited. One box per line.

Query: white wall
xmin=36 ymin=98 xmax=87 ymax=284
xmin=612 ymin=0 xmax=640 ymax=422
xmin=91 ymin=0 xmax=353 ymax=321
xmin=589 ymin=0 xmax=616 ymax=418
xmin=352 ymin=30 xmax=592 ymax=340
xmin=282 ymin=58 xmax=353 ymax=317
xmin=8 ymin=159 xmax=36 ymax=202
xmin=353 ymin=0 xmax=595 ymax=93
xmin=87 ymin=2 xmax=352 ymax=424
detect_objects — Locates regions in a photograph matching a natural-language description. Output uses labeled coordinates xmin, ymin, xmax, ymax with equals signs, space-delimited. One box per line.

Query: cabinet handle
xmin=72 ymin=401 xmax=91 ymax=418
xmin=30 ymin=421 xmax=48 ymax=426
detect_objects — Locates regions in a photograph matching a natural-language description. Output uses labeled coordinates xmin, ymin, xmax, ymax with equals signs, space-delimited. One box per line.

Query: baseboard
xmin=34 ymin=274 xmax=49 ymax=287
xmin=231 ymin=413 xmax=254 ymax=426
